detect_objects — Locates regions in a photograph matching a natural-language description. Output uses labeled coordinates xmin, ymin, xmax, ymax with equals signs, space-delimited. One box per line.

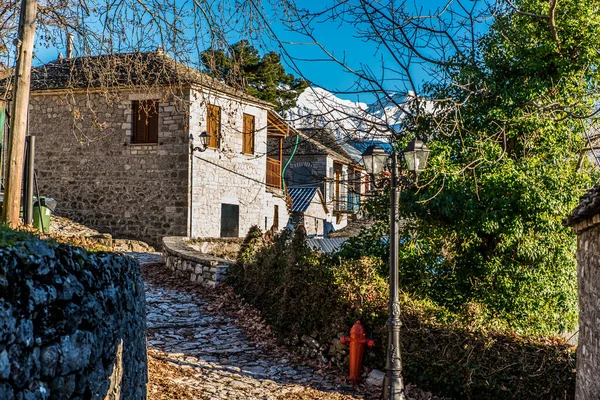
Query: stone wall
xmin=572 ymin=219 xmax=600 ymax=400
xmin=163 ymin=236 xmax=233 ymax=288
xmin=0 ymin=231 xmax=147 ymax=399
xmin=188 ymin=88 xmax=289 ymax=238
xmin=29 ymin=88 xmax=191 ymax=247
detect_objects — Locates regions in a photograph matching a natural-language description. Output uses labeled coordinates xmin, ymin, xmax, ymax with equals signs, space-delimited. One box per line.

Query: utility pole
xmin=2 ymin=0 xmax=38 ymax=227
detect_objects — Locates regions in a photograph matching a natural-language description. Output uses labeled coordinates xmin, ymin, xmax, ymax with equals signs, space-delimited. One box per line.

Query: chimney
xmin=66 ymin=33 xmax=74 ymax=59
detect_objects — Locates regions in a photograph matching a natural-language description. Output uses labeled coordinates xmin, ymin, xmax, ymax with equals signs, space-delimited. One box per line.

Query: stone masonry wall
xmin=0 ymin=231 xmax=147 ymax=399
xmin=188 ymin=88 xmax=289 ymax=238
xmin=163 ymin=236 xmax=232 ymax=288
xmin=574 ymin=220 xmax=600 ymax=400
xmin=28 ymin=89 xmax=190 ymax=247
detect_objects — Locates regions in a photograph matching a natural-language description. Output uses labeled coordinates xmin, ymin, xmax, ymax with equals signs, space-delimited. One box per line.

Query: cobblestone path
xmin=134 ymin=252 xmax=370 ymax=400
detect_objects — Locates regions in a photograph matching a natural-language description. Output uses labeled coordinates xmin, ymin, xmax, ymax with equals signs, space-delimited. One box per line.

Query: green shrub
xmin=229 ymin=227 xmax=576 ymax=399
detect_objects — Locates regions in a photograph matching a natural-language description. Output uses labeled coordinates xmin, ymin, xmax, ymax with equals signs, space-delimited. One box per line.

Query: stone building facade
xmin=188 ymin=88 xmax=288 ymax=238
xmin=565 ymin=186 xmax=600 ymax=400
xmin=23 ymin=52 xmax=289 ymax=246
xmin=30 ymin=89 xmax=191 ymax=246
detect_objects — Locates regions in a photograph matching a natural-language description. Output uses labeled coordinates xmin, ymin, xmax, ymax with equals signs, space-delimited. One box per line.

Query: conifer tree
xmin=201 ymin=40 xmax=309 ymax=112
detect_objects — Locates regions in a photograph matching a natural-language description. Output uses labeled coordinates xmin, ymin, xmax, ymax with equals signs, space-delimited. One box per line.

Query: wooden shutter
xmin=147 ymin=102 xmax=159 ymax=143
xmin=132 ymin=100 xmax=158 ymax=144
xmin=242 ymin=114 xmax=254 ymax=154
xmin=207 ymin=104 xmax=221 ymax=148
xmin=242 ymin=113 xmax=255 ymax=154
xmin=273 ymin=205 xmax=279 ymax=230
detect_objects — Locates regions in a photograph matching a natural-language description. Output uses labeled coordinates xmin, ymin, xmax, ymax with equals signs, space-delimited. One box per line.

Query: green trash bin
xmin=33 ymin=197 xmax=56 ymax=233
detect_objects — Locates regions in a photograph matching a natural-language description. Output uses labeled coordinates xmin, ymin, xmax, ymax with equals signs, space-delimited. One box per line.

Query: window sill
xmin=129 ymin=142 xmax=159 ymax=148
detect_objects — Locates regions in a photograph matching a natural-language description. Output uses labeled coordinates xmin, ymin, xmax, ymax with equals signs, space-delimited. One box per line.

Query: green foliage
xmin=200 ymin=40 xmax=309 ymax=112
xmin=346 ymin=0 xmax=600 ymax=335
xmin=229 ymin=226 xmax=342 ymax=336
xmin=230 ymin=228 xmax=576 ymax=399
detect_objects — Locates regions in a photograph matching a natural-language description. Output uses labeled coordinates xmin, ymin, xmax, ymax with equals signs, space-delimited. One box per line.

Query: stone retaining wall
xmin=0 ymin=231 xmax=147 ymax=399
xmin=186 ymin=237 xmax=244 ymax=261
xmin=571 ymin=219 xmax=600 ymax=400
xmin=163 ymin=237 xmax=233 ymax=288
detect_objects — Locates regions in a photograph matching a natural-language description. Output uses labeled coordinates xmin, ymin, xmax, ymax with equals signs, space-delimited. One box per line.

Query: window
xmin=220 ymin=204 xmax=239 ymax=237
xmin=132 ymin=100 xmax=159 ymax=144
xmin=242 ymin=113 xmax=255 ymax=154
xmin=273 ymin=205 xmax=279 ymax=230
xmin=207 ymin=104 xmax=221 ymax=148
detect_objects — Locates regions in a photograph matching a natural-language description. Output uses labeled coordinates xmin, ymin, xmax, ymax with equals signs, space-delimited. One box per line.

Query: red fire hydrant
xmin=340 ymin=321 xmax=375 ymax=384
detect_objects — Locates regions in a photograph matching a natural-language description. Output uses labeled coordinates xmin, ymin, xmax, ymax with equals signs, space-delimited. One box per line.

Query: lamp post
xmin=361 ymin=139 xmax=430 ymax=400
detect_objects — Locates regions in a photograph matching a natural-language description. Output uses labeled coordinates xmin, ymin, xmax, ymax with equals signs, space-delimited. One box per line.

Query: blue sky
xmin=31 ymin=0 xmax=487 ymax=105
xmin=265 ymin=0 xmax=483 ymax=104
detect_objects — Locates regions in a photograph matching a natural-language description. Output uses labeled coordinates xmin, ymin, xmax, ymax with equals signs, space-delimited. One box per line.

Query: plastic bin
xmin=33 ymin=197 xmax=57 ymax=233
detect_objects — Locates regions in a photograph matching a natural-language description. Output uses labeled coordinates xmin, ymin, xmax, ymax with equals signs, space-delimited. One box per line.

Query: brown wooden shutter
xmin=132 ymin=100 xmax=141 ymax=143
xmin=147 ymin=101 xmax=159 ymax=143
xmin=207 ymin=104 xmax=221 ymax=148
xmin=242 ymin=113 xmax=255 ymax=154
xmin=132 ymin=100 xmax=158 ymax=144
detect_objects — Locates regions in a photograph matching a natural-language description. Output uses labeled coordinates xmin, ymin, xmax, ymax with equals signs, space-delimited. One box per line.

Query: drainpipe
xmin=66 ymin=33 xmax=73 ymax=59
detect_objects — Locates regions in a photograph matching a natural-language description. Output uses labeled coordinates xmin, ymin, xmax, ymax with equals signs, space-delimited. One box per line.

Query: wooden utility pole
xmin=2 ymin=0 xmax=38 ymax=227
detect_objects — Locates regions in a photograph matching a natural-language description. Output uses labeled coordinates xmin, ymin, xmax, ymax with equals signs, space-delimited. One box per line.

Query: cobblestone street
xmin=135 ymin=252 xmax=373 ymax=400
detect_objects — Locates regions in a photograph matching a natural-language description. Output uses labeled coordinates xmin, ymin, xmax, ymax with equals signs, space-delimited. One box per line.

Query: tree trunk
xmin=2 ymin=0 xmax=38 ymax=227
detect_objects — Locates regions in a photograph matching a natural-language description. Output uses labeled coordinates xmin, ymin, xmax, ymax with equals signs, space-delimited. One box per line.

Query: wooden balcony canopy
xmin=267 ymin=110 xmax=295 ymax=137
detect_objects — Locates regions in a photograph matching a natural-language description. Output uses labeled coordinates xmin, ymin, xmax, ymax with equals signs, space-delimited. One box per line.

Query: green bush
xmin=229 ymin=227 xmax=576 ymax=399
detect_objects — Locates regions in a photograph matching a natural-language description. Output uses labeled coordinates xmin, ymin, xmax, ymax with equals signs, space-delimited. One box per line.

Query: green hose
xmin=281 ymin=132 xmax=299 ymax=193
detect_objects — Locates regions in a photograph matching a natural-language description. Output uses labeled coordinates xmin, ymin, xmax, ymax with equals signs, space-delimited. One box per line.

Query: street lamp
xmin=192 ymin=131 xmax=210 ymax=152
xmin=361 ymin=139 xmax=430 ymax=400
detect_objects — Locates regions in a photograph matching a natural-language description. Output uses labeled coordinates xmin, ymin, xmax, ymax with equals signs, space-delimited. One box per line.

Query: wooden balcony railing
xmin=266 ymin=157 xmax=281 ymax=188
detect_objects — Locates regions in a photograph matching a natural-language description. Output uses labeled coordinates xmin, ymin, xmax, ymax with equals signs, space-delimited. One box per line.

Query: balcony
xmin=266 ymin=157 xmax=281 ymax=188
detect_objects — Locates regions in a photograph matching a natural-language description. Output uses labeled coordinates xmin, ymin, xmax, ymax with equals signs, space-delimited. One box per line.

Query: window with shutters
xmin=207 ymin=104 xmax=221 ymax=148
xmin=132 ymin=100 xmax=159 ymax=144
xmin=242 ymin=113 xmax=255 ymax=154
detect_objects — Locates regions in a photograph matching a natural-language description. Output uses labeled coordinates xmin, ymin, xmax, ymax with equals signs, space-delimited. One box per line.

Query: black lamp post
xmin=192 ymin=131 xmax=210 ymax=152
xmin=361 ymin=139 xmax=430 ymax=400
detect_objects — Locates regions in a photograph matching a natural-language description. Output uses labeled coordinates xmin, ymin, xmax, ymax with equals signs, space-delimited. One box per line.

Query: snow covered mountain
xmin=285 ymin=87 xmax=368 ymax=136
xmin=286 ymin=87 xmax=422 ymax=141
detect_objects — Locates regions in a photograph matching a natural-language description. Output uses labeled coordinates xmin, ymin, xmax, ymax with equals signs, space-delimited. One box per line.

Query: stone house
xmin=564 ymin=187 xmax=600 ymax=400
xmin=282 ymin=128 xmax=366 ymax=231
xmin=16 ymin=51 xmax=290 ymax=246
xmin=287 ymin=186 xmax=329 ymax=237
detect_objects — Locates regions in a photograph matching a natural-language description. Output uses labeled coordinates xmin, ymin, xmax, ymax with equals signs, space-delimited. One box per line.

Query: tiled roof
xmin=564 ymin=186 xmax=600 ymax=226
xmin=306 ymin=237 xmax=348 ymax=254
xmin=328 ymin=217 xmax=375 ymax=238
xmin=283 ymin=128 xmax=357 ymax=165
xmin=4 ymin=51 xmax=272 ymax=107
xmin=288 ymin=186 xmax=324 ymax=213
